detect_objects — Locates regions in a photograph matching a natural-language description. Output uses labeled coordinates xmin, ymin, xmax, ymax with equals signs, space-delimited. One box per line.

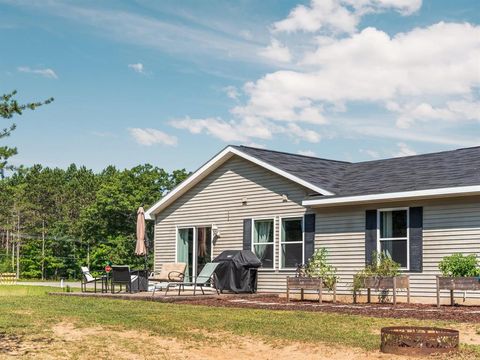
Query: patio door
xmin=177 ymin=226 xmax=212 ymax=282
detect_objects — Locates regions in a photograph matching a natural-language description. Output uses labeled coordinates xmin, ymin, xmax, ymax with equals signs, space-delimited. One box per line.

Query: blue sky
xmin=1 ymin=0 xmax=479 ymax=172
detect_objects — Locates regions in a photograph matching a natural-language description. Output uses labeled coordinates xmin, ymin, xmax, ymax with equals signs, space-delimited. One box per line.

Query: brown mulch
xmin=176 ymin=295 xmax=480 ymax=323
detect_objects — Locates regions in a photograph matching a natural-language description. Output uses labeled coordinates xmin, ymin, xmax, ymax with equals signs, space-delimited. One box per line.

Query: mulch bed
xmin=177 ymin=295 xmax=480 ymax=323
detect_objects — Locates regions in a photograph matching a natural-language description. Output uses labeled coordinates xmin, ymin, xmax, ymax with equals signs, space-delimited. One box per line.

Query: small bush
xmin=353 ymin=252 xmax=401 ymax=302
xmin=438 ymin=253 xmax=480 ymax=277
xmin=305 ymin=248 xmax=338 ymax=290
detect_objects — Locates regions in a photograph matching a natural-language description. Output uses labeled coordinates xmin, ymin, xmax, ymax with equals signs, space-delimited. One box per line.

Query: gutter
xmin=302 ymin=185 xmax=480 ymax=208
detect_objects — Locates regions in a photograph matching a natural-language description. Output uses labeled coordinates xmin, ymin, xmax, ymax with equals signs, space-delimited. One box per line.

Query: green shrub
xmin=305 ymin=248 xmax=338 ymax=290
xmin=438 ymin=253 xmax=480 ymax=277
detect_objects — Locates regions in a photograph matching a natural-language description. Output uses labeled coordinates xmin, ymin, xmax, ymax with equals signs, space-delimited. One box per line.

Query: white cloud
xmin=297 ymin=150 xmax=317 ymax=156
xmin=129 ymin=128 xmax=177 ymax=146
xmin=237 ymin=22 xmax=480 ymax=135
xmin=259 ymin=39 xmax=292 ymax=63
xmin=10 ymin=1 xmax=264 ymax=65
xmin=394 ymin=142 xmax=417 ymax=157
xmin=223 ymin=85 xmax=240 ymax=100
xmin=389 ymin=100 xmax=480 ymax=128
xmin=17 ymin=66 xmax=58 ymax=79
xmin=273 ymin=0 xmax=422 ymax=35
xmin=169 ymin=116 xmax=321 ymax=144
xmin=128 ymin=63 xmax=145 ymax=74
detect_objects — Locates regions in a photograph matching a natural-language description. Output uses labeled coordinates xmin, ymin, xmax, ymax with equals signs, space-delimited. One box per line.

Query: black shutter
xmin=243 ymin=219 xmax=252 ymax=250
xmin=304 ymin=213 xmax=315 ymax=264
xmin=409 ymin=207 xmax=423 ymax=272
xmin=365 ymin=210 xmax=377 ymax=266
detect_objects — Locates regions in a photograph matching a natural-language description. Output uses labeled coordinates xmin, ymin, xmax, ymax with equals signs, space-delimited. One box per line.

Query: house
xmin=145 ymin=145 xmax=480 ymax=303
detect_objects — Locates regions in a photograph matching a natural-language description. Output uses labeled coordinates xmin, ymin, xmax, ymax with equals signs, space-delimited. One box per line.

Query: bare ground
xmin=0 ymin=321 xmax=477 ymax=360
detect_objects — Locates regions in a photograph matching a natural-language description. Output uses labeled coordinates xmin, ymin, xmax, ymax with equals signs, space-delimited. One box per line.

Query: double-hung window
xmin=252 ymin=219 xmax=274 ymax=269
xmin=280 ymin=217 xmax=303 ymax=269
xmin=378 ymin=209 xmax=409 ymax=269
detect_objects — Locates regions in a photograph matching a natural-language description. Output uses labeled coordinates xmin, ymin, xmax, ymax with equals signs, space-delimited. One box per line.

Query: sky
xmin=1 ymin=0 xmax=479 ymax=173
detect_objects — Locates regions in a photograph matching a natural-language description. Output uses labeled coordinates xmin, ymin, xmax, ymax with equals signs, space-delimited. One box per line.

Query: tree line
xmin=0 ymin=158 xmax=188 ymax=280
xmin=0 ymin=90 xmax=189 ymax=279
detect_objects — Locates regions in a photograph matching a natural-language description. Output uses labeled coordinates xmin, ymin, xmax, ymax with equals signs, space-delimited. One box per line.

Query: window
xmin=280 ymin=218 xmax=303 ymax=269
xmin=252 ymin=219 xmax=274 ymax=269
xmin=378 ymin=209 xmax=409 ymax=269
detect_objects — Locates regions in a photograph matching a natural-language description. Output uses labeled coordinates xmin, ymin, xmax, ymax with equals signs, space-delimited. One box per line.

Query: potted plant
xmin=436 ymin=253 xmax=480 ymax=307
xmin=353 ymin=252 xmax=410 ymax=304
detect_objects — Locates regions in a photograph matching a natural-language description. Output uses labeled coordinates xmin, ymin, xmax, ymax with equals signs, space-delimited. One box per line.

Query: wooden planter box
xmin=354 ymin=275 xmax=410 ymax=305
xmin=436 ymin=276 xmax=480 ymax=307
xmin=286 ymin=276 xmax=336 ymax=303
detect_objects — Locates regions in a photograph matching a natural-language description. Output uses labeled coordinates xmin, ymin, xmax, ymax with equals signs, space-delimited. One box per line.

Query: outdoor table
xmin=101 ymin=273 xmax=109 ymax=293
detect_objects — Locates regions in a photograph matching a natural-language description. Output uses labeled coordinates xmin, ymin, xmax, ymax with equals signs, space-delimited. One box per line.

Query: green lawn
xmin=0 ymin=286 xmax=479 ymax=358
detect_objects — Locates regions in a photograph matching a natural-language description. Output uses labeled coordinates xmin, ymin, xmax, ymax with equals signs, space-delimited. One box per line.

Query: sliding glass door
xmin=177 ymin=226 xmax=212 ymax=281
xmin=177 ymin=228 xmax=194 ymax=281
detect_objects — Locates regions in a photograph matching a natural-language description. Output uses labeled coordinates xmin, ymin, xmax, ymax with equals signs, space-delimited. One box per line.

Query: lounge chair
xmin=150 ymin=263 xmax=186 ymax=296
xmin=166 ymin=262 xmax=220 ymax=296
xmin=111 ymin=265 xmax=138 ymax=293
xmin=80 ymin=266 xmax=104 ymax=293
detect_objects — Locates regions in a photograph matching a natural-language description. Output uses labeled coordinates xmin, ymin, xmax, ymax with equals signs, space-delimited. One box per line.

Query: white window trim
xmin=279 ymin=216 xmax=304 ymax=270
xmin=376 ymin=208 xmax=410 ymax=271
xmin=251 ymin=217 xmax=276 ymax=271
xmin=175 ymin=224 xmax=215 ymax=280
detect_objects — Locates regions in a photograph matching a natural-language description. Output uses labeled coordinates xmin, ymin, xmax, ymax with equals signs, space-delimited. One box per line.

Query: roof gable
xmin=145 ymin=146 xmax=334 ymax=219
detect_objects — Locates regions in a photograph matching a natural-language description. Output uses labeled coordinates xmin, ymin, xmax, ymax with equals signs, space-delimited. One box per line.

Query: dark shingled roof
xmin=233 ymin=145 xmax=480 ymax=196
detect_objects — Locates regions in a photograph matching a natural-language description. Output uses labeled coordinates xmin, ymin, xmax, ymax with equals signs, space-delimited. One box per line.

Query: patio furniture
xmin=130 ymin=269 xmax=149 ymax=292
xmin=81 ymin=266 xmax=105 ymax=293
xmin=111 ymin=265 xmax=139 ymax=293
xmin=286 ymin=276 xmax=336 ymax=303
xmin=150 ymin=263 xmax=186 ymax=296
xmin=165 ymin=262 xmax=220 ymax=296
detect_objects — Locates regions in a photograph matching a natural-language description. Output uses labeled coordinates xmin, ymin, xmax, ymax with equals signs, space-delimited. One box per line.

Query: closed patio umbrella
xmin=135 ymin=207 xmax=147 ymax=256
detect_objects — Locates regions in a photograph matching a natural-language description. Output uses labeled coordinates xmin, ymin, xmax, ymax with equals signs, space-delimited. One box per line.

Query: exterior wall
xmin=154 ymin=155 xmax=310 ymax=291
xmin=153 ymin=154 xmax=480 ymax=301
xmin=314 ymin=196 xmax=480 ymax=303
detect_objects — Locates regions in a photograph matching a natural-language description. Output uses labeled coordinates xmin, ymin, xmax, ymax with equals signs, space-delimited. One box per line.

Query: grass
xmin=1 ymin=285 xmax=479 ymax=358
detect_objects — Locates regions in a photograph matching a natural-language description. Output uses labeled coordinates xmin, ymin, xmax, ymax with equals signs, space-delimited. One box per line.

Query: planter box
xmin=286 ymin=276 xmax=336 ymax=303
xmin=436 ymin=276 xmax=480 ymax=307
xmin=354 ymin=275 xmax=410 ymax=305
xmin=359 ymin=275 xmax=410 ymax=290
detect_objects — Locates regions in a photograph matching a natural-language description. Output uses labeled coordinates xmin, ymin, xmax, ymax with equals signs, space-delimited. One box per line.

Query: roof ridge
xmin=353 ymin=145 xmax=480 ymax=165
xmin=235 ymin=145 xmax=351 ymax=164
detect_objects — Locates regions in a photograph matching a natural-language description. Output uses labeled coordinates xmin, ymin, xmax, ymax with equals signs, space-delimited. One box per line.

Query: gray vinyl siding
xmin=154 ymin=155 xmax=309 ymax=292
xmin=315 ymin=196 xmax=480 ymax=299
xmin=153 ymin=154 xmax=480 ymax=298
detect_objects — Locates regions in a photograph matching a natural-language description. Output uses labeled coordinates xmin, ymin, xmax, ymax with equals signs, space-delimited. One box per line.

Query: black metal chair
xmin=111 ymin=266 xmax=138 ymax=293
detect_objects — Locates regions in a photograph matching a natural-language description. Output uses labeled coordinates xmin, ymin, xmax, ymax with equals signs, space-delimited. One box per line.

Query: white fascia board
xmin=145 ymin=147 xmax=234 ymax=220
xmin=302 ymin=185 xmax=480 ymax=208
xmin=145 ymin=146 xmax=333 ymax=220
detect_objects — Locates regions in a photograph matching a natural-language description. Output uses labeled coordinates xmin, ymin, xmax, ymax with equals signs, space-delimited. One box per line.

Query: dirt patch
xmin=1 ymin=321 xmax=477 ymax=359
xmin=0 ymin=332 xmax=52 ymax=358
xmin=30 ymin=322 xmax=418 ymax=360
xmin=176 ymin=295 xmax=480 ymax=323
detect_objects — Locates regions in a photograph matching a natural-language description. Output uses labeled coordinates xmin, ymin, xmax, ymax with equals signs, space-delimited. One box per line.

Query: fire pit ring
xmin=380 ymin=326 xmax=459 ymax=356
